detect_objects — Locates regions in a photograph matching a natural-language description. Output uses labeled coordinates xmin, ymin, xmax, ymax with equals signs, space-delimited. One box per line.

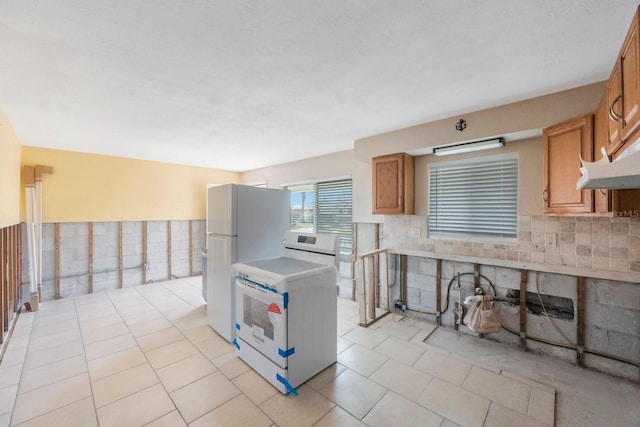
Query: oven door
xmin=235 ymin=278 xmax=288 ymax=368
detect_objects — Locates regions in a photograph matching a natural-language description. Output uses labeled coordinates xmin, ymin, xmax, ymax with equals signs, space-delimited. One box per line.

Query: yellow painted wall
xmin=0 ymin=109 xmax=22 ymax=228
xmin=21 ymin=147 xmax=240 ymax=222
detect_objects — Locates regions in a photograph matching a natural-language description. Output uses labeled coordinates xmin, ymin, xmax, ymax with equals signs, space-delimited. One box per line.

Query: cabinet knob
xmin=542 ymin=188 xmax=549 ymax=203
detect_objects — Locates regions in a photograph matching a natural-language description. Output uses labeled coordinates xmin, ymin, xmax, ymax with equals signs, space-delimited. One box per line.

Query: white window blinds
xmin=286 ymin=179 xmax=353 ymax=251
xmin=428 ymin=157 xmax=518 ymax=238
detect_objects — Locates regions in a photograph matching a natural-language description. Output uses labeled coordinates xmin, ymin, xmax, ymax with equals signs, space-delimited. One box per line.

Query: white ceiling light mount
xmin=432 ymin=137 xmax=505 ymax=156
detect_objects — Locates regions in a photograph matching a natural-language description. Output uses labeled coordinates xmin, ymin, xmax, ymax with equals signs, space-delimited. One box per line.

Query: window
xmin=286 ymin=178 xmax=352 ymax=252
xmin=428 ymin=155 xmax=517 ymax=239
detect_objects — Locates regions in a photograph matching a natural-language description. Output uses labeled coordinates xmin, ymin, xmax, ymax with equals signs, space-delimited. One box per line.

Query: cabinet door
xmin=543 ymin=114 xmax=594 ymax=214
xmin=593 ymin=95 xmax=612 ymax=214
xmin=621 ymin=13 xmax=640 ymax=142
xmin=372 ymin=153 xmax=414 ymax=215
xmin=607 ymin=63 xmax=622 ymax=152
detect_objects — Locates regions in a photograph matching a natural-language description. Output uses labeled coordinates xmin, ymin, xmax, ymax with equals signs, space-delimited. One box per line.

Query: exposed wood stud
xmin=55 ymin=223 xmax=60 ymax=299
xmin=118 ymin=221 xmax=123 ymax=288
xmin=1 ymin=228 xmax=7 ymax=335
xmin=367 ymin=257 xmax=375 ymax=320
xmin=142 ymin=221 xmax=147 ymax=284
xmin=519 ymin=269 xmax=528 ymax=351
xmin=167 ymin=220 xmax=172 ymax=280
xmin=18 ymin=224 xmax=23 ymax=308
xmin=577 ymin=276 xmax=586 ymax=367
xmin=188 ymin=220 xmax=193 ymax=276
xmin=436 ymin=258 xmax=442 ymax=326
xmin=88 ymin=222 xmax=93 ymax=294
xmin=474 ymin=263 xmax=480 ymax=289
xmin=374 ymin=223 xmax=380 ymax=308
xmin=401 ymin=255 xmax=408 ymax=309
xmin=358 ymin=257 xmax=367 ymax=327
xmin=351 ymin=222 xmax=357 ymax=301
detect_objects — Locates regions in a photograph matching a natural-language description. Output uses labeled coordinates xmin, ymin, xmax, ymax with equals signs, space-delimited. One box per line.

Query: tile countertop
xmin=389 ymin=248 xmax=640 ymax=284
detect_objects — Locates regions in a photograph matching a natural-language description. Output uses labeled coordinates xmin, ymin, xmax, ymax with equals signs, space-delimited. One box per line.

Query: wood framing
xmin=167 ymin=220 xmax=172 ymax=280
xmin=519 ymin=269 xmax=528 ymax=351
xmin=142 ymin=221 xmax=148 ymax=284
xmin=118 ymin=221 xmax=123 ymax=288
xmin=88 ymin=222 xmax=94 ymax=294
xmin=55 ymin=223 xmax=60 ymax=299
xmin=577 ymin=276 xmax=586 ymax=366
xmin=436 ymin=258 xmax=442 ymax=325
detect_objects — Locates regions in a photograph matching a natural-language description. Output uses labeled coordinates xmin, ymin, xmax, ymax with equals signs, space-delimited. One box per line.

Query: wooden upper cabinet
xmin=607 ymin=6 xmax=640 ymax=157
xmin=372 ymin=153 xmax=414 ymax=215
xmin=543 ymin=114 xmax=594 ymax=214
xmin=594 ymin=94 xmax=612 ymax=214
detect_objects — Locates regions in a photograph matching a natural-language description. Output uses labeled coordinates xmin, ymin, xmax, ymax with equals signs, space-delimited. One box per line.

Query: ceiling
xmin=1 ymin=1 xmax=638 ymax=172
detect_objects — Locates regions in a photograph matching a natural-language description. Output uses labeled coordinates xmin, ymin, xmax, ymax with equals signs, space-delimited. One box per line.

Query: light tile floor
xmin=0 ymin=276 xmax=637 ymax=426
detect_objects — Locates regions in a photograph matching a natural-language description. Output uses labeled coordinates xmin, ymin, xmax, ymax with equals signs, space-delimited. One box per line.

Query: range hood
xmin=577 ymin=139 xmax=640 ymax=190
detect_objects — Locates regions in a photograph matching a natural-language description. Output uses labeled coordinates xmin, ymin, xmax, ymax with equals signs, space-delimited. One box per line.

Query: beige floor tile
xmin=96 ymin=383 xmax=175 ymax=427
xmin=87 ymin=346 xmax=147 ymax=380
xmin=23 ymin=339 xmax=84 ymax=370
xmin=485 ymin=402 xmax=549 ymax=427
xmin=5 ymin=334 xmax=29 ymax=351
xmin=374 ymin=336 xmax=426 ymax=366
xmin=259 ymin=384 xmax=334 ymax=427
xmin=0 ymin=385 xmax=17 ymax=416
xmin=28 ymin=328 xmax=82 ymax=352
xmin=0 ymin=364 xmax=22 ymax=390
xmin=370 ymin=359 xmax=433 ymax=401
xmin=306 ymin=363 xmax=347 ymax=391
xmin=84 ymin=333 xmax=137 ymax=361
xmin=29 ymin=318 xmax=78 ymax=340
xmin=120 ymin=309 xmax=164 ymax=326
xmin=441 ymin=420 xmax=461 ymax=427
xmin=212 ymin=352 xmax=251 ymax=379
xmin=318 ymin=369 xmax=386 ymax=419
xmin=412 ymin=349 xmax=472 ymax=386
xmin=182 ymin=324 xmax=219 ymax=343
xmin=143 ymin=410 xmax=187 ymax=427
xmin=171 ymin=312 xmax=209 ymax=331
xmin=78 ymin=315 xmax=123 ymax=333
xmin=343 ymin=326 xmax=389 ymax=349
xmin=92 ymin=363 xmax=159 ymax=408
xmin=0 ymin=412 xmax=9 ymax=427
xmin=156 ymin=353 xmax=216 ymax=392
xmin=375 ymin=317 xmax=423 ymax=341
xmin=128 ymin=317 xmax=174 ymax=338
xmin=417 ymin=378 xmax=490 ymax=427
xmin=11 ymin=373 xmax=92 ymax=425
xmin=463 ymin=366 xmax=531 ymax=414
xmin=170 ymin=371 xmax=241 ymax=423
xmin=501 ymin=371 xmax=556 ymax=395
xmin=19 ymin=354 xmax=87 ymax=394
xmin=0 ymin=348 xmax=26 ymax=368
xmin=12 ymin=396 xmax=97 ymax=427
xmin=193 ymin=335 xmax=235 ymax=360
xmin=145 ymin=339 xmax=199 ymax=369
xmin=336 ymin=344 xmax=388 ymax=377
xmin=136 ymin=326 xmax=184 ymax=352
xmin=190 ymin=394 xmax=272 ymax=427
xmin=314 ymin=406 xmax=366 ymax=427
xmin=336 ymin=336 xmax=353 ymax=354
xmin=528 ymin=387 xmax=555 ymax=426
xmin=232 ymin=369 xmax=279 ymax=406
xmin=363 ymin=391 xmax=443 ymax=427
xmin=81 ymin=322 xmax=130 ymax=345
xmin=336 ymin=318 xmax=358 ymax=336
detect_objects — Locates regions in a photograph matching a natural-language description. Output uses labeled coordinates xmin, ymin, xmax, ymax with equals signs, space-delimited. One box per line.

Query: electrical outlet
xmin=410 ymin=227 xmax=420 ymax=238
xmin=545 ymin=233 xmax=557 ymax=247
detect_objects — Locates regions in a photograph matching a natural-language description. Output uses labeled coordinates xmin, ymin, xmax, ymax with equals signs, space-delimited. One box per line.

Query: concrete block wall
xmin=388 ymin=254 xmax=640 ymax=380
xmin=22 ymin=220 xmax=205 ymax=301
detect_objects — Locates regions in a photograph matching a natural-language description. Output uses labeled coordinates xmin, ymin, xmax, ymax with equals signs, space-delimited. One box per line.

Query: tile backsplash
xmin=382 ymin=215 xmax=640 ymax=274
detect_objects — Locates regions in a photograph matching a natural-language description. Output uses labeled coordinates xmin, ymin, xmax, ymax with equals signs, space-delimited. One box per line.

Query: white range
xmin=232 ymin=232 xmax=339 ymax=395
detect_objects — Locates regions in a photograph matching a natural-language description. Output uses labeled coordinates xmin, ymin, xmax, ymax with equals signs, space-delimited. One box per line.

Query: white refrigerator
xmin=206 ymin=184 xmax=289 ymax=342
